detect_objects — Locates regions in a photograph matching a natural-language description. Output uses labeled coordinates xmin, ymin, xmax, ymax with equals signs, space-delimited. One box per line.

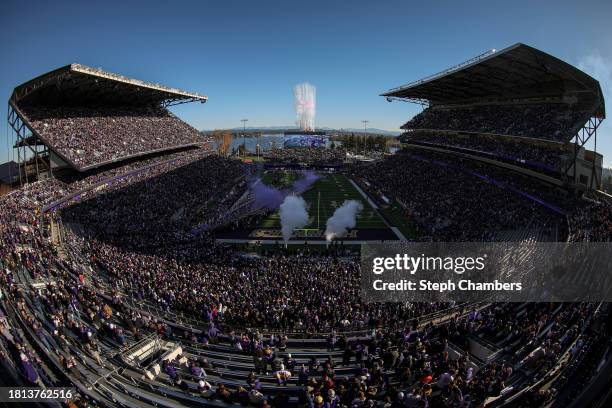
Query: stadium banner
xmin=361 ymin=242 xmax=612 ymax=302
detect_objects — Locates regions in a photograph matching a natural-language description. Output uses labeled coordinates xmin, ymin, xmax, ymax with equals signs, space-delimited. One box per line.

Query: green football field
xmin=258 ymin=171 xmax=388 ymax=229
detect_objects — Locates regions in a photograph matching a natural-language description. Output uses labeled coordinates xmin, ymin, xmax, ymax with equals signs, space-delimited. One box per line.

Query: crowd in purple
xmin=0 ymin=139 xmax=610 ymax=407
xmin=402 ymin=103 xmax=589 ymax=142
xmin=352 ymin=150 xmax=557 ymax=241
xmin=63 ymin=154 xmax=246 ymax=249
xmin=266 ymin=148 xmax=347 ymax=166
xmin=21 ymin=104 xmax=208 ymax=168
xmin=352 ymin=148 xmax=612 ymax=242
xmin=0 ymin=144 xmax=610 ymax=407
xmin=401 ymin=132 xmax=570 ymax=171
xmin=3 ymin=47 xmax=609 ymax=407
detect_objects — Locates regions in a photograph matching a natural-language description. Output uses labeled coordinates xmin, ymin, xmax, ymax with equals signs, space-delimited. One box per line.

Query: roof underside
xmin=10 ymin=64 xmax=208 ymax=107
xmin=382 ymin=43 xmax=605 ymax=118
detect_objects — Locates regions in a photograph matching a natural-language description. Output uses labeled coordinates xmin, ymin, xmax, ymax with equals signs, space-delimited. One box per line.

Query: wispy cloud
xmin=578 ymin=52 xmax=612 ymax=103
xmin=578 ymin=52 xmax=612 ymax=166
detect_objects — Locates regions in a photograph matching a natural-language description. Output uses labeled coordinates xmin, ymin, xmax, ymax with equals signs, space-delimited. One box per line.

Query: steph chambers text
xmin=372 ymin=279 xmax=522 ymax=292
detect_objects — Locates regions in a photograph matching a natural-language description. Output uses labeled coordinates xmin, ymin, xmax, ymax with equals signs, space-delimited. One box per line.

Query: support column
xmin=7 ymin=103 xmax=52 ymax=185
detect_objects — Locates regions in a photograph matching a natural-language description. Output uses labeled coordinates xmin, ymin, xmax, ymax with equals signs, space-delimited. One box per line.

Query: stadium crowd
xmin=77 ymin=236 xmax=450 ymax=333
xmin=21 ymin=104 xmax=208 ymax=168
xmin=567 ymin=193 xmax=612 ymax=242
xmin=54 ymin=148 xmax=212 ymax=193
xmin=402 ymin=132 xmax=570 ymax=171
xmin=402 ymin=103 xmax=589 ymax=141
xmin=266 ymin=148 xmax=346 ymax=166
xmin=351 ymin=149 xmax=562 ymax=241
xmin=354 ymin=147 xmax=612 ymax=243
xmin=1 ymin=214 xmax=604 ymax=408
xmin=3 ymin=51 xmax=610 ymax=407
xmin=62 ymin=154 xmax=246 ymax=249
xmin=0 ymin=142 xmax=610 ymax=408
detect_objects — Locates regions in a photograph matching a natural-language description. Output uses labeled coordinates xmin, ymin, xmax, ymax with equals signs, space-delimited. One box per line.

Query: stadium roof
xmin=382 ymin=43 xmax=605 ymax=118
xmin=9 ymin=63 xmax=208 ymax=107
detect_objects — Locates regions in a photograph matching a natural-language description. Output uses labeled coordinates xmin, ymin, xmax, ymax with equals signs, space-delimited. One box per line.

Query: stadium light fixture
xmin=362 ymin=120 xmax=369 ymax=155
xmin=240 ymin=118 xmax=248 ymax=156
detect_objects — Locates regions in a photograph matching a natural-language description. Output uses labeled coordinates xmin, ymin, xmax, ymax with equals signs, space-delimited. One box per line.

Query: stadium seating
xmin=4 ymin=55 xmax=607 ymax=406
xmin=351 ymin=148 xmax=569 ymax=241
xmin=19 ymin=104 xmax=210 ymax=169
xmin=2 ymin=89 xmax=612 ymax=407
xmin=401 ymin=103 xmax=590 ymax=142
xmin=266 ymin=147 xmax=346 ymax=166
xmin=1 ymin=141 xmax=610 ymax=407
xmin=401 ymin=132 xmax=571 ymax=174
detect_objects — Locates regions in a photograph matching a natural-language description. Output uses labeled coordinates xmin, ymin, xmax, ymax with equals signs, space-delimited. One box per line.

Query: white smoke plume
xmin=279 ymin=196 xmax=309 ymax=242
xmin=294 ymin=83 xmax=316 ymax=131
xmin=325 ymin=200 xmax=363 ymax=241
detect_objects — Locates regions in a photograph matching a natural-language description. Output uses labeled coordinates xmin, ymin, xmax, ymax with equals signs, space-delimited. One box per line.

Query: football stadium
xmin=1 ymin=35 xmax=612 ymax=408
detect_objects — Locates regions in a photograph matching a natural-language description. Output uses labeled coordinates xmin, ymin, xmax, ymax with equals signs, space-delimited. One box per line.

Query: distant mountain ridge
xmin=203 ymin=126 xmax=401 ymax=136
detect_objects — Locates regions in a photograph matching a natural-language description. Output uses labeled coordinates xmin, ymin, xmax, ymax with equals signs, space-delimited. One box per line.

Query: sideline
xmin=348 ymin=177 xmax=408 ymax=241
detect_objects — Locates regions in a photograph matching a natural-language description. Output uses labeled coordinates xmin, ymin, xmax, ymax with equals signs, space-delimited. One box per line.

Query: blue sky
xmin=1 ymin=0 xmax=612 ymax=165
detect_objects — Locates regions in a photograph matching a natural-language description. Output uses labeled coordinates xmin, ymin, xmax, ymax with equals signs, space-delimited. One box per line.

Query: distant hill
xmin=203 ymin=126 xmax=401 ymax=136
xmin=337 ymin=128 xmax=401 ymax=136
